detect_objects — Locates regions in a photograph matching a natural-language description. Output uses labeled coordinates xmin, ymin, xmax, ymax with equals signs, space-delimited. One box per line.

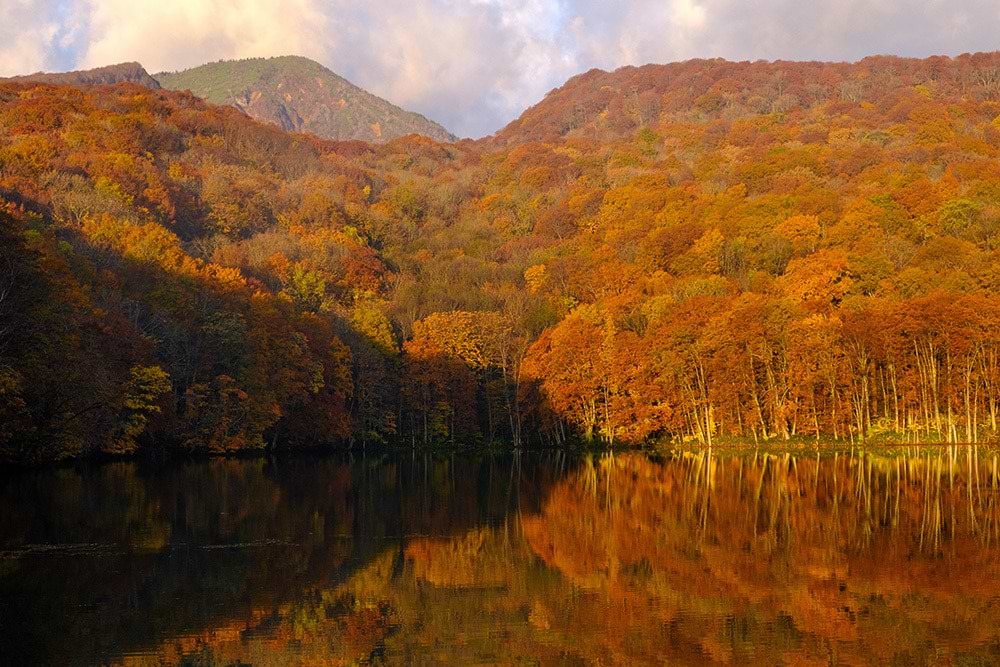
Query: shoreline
xmin=4 ymin=438 xmax=997 ymax=470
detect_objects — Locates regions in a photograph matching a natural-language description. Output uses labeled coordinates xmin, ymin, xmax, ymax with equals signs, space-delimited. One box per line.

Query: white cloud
xmin=331 ymin=0 xmax=577 ymax=137
xmin=0 ymin=0 xmax=62 ymax=76
xmin=1 ymin=0 xmax=999 ymax=136
xmin=672 ymin=0 xmax=706 ymax=29
xmin=79 ymin=0 xmax=332 ymax=73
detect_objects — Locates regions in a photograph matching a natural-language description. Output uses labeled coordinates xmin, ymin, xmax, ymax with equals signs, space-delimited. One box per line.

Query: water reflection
xmin=2 ymin=448 xmax=1000 ymax=665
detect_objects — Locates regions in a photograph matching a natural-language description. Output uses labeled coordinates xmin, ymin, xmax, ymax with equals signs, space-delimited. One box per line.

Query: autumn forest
xmin=4 ymin=53 xmax=1000 ymax=462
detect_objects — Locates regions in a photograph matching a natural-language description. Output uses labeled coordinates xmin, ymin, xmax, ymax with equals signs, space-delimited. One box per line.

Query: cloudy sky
xmin=2 ymin=0 xmax=998 ymax=137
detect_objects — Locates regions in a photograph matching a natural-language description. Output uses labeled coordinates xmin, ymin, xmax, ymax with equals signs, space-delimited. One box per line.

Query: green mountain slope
xmin=156 ymin=56 xmax=455 ymax=143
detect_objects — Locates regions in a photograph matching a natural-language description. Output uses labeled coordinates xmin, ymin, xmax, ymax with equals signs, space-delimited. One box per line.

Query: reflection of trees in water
xmin=520 ymin=447 xmax=1000 ymax=664
xmin=560 ymin=447 xmax=1000 ymax=556
xmin=5 ymin=450 xmax=1000 ymax=665
xmin=0 ymin=454 xmax=543 ymax=666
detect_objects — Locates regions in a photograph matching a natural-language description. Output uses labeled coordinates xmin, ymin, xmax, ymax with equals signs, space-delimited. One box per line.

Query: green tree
xmin=106 ymin=365 xmax=171 ymax=454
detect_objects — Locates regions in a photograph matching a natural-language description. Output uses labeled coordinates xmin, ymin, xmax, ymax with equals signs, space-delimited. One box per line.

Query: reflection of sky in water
xmin=2 ymin=448 xmax=999 ymax=665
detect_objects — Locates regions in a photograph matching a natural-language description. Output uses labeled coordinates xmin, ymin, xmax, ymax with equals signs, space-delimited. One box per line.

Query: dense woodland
xmin=4 ymin=53 xmax=1000 ymax=461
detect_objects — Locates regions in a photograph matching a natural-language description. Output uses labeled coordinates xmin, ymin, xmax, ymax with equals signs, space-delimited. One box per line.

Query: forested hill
xmin=156 ymin=56 xmax=456 ymax=144
xmin=3 ymin=51 xmax=1000 ymax=462
xmin=492 ymin=52 xmax=1000 ymax=145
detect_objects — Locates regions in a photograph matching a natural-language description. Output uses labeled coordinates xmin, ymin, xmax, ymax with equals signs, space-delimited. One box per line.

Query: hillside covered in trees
xmin=157 ymin=56 xmax=456 ymax=143
xmin=3 ymin=52 xmax=1000 ymax=461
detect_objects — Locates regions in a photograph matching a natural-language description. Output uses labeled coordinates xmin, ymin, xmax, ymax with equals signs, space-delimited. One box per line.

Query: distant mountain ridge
xmin=156 ymin=56 xmax=456 ymax=144
xmin=0 ymin=62 xmax=160 ymax=88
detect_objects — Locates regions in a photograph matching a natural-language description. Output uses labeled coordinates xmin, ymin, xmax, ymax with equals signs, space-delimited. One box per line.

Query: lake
xmin=2 ymin=448 xmax=1000 ymax=665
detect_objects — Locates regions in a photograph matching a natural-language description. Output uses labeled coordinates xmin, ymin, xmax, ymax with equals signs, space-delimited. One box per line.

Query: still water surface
xmin=2 ymin=448 xmax=1000 ymax=665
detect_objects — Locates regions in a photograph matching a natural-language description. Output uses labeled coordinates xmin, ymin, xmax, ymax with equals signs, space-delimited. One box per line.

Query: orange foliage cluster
xmin=4 ymin=52 xmax=1000 ymax=459
xmin=496 ymin=52 xmax=1000 ymax=144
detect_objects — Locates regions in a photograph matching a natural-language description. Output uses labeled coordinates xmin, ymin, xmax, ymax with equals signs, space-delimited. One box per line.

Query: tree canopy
xmin=4 ymin=52 xmax=1000 ymax=460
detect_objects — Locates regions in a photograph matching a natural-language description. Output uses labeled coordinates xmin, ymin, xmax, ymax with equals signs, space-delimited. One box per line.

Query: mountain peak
xmin=0 ymin=62 xmax=160 ymax=88
xmin=155 ymin=56 xmax=455 ymax=144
